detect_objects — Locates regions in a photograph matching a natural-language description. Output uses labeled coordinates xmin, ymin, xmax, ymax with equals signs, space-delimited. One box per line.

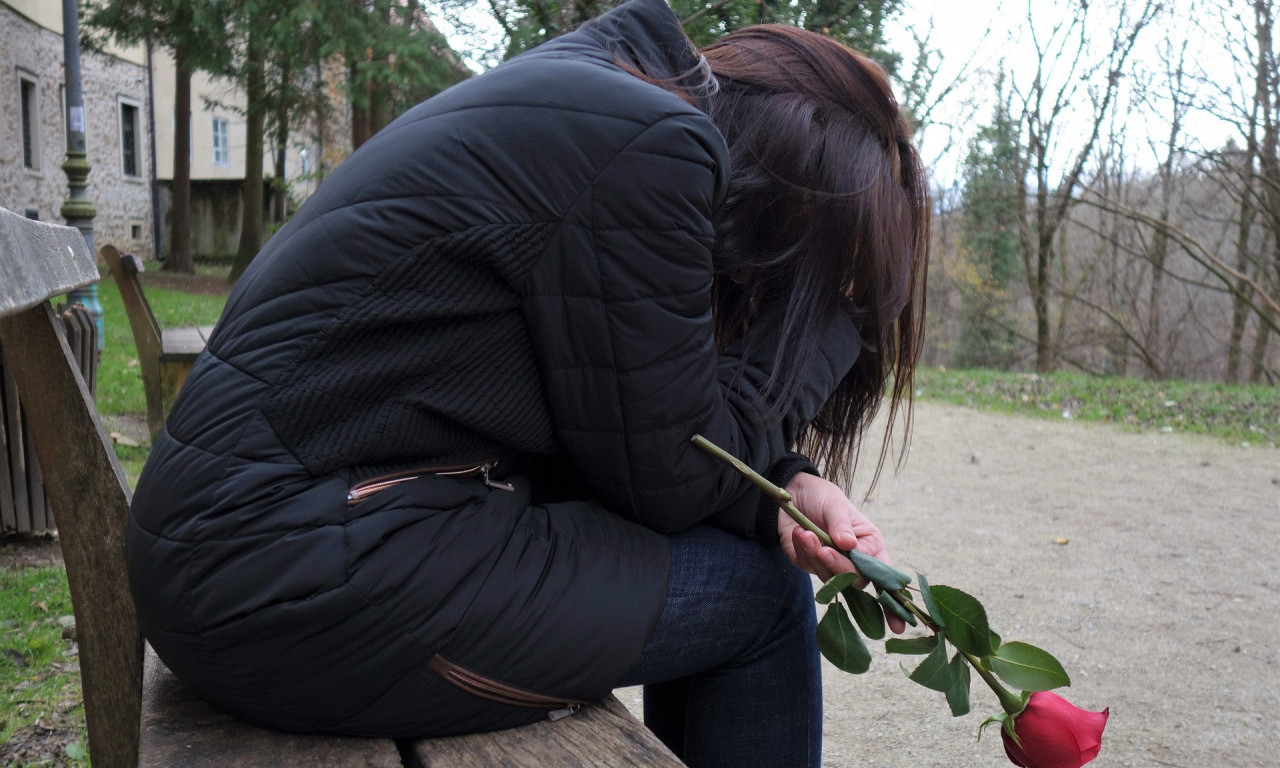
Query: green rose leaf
xmin=815 ymin=572 xmax=861 ymax=604
xmin=929 ymin=585 xmax=994 ymax=657
xmin=945 ymin=652 xmax=971 ymax=717
xmin=843 ymin=585 xmax=886 ymax=640
xmin=988 ymin=641 xmax=1071 ymax=691
xmin=846 ymin=549 xmax=911 ymax=591
xmin=877 ymin=589 xmax=918 ymax=626
xmin=885 ymin=635 xmax=938 ymax=655
xmin=817 ymin=603 xmax=871 ymax=674
xmin=918 ymin=572 xmax=944 ymax=629
xmin=907 ymin=634 xmax=953 ymax=692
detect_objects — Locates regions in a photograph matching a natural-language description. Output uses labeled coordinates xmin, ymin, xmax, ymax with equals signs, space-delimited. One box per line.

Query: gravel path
xmin=621 ymin=401 xmax=1280 ymax=767
xmin=7 ymin=402 xmax=1276 ymax=766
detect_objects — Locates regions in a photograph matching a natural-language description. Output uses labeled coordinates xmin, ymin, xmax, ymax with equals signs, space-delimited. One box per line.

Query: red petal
xmin=1072 ymin=708 xmax=1110 ymax=764
xmin=1004 ymin=694 xmax=1109 ymax=768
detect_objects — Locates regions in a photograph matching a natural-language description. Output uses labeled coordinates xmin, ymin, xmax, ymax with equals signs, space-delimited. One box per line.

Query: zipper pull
xmin=547 ymin=704 xmax=580 ymax=722
xmin=481 ymin=463 xmax=515 ymax=492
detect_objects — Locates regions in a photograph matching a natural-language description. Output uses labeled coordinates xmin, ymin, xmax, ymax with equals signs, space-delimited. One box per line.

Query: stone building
xmin=3 ymin=1 xmax=467 ymax=267
xmin=1 ymin=0 xmax=333 ymax=265
xmin=1 ymin=0 xmax=154 ymax=258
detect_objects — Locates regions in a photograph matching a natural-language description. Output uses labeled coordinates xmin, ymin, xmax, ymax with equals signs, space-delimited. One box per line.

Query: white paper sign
xmin=70 ymin=106 xmax=84 ymax=133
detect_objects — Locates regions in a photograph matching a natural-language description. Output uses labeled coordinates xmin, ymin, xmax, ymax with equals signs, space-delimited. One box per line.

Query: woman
xmin=126 ymin=1 xmax=929 ymax=766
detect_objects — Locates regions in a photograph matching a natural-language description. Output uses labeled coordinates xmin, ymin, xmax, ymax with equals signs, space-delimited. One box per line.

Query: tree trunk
xmin=1034 ymin=220 xmax=1055 ymax=372
xmin=229 ymin=29 xmax=266 ymax=283
xmin=1145 ymin=88 xmax=1183 ymax=379
xmin=1227 ymin=168 xmax=1258 ymax=383
xmin=164 ymin=44 xmax=194 ymax=274
xmin=1249 ymin=0 xmax=1280 ymax=383
xmin=272 ymin=59 xmax=290 ymax=226
xmin=350 ymin=59 xmax=373 ymax=149
xmin=1248 ymin=302 xmax=1273 ymax=383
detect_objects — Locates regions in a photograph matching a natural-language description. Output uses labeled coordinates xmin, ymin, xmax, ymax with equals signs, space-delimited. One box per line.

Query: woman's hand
xmin=777 ymin=471 xmax=907 ymax=634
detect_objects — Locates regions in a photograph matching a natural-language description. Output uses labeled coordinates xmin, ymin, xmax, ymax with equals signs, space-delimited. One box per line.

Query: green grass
xmin=0 ymin=567 xmax=87 ymax=767
xmin=94 ymin=278 xmax=228 ymax=417
xmin=914 ymin=367 xmax=1280 ymax=447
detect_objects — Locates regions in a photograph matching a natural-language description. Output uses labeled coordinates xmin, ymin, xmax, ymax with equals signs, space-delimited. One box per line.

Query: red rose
xmin=1001 ymin=691 xmax=1109 ymax=768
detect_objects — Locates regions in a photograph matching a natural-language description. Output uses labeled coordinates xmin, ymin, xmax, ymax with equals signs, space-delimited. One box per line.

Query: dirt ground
xmin=618 ymin=402 xmax=1280 ymax=767
xmin=6 ymin=402 xmax=1278 ymax=767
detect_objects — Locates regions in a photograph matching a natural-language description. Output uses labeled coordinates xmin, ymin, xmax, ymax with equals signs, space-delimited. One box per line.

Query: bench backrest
xmin=100 ymin=244 xmax=166 ymax=438
xmin=0 ymin=206 xmax=142 ymax=768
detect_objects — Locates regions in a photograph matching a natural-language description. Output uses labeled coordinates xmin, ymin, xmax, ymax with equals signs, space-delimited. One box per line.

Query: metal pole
xmin=146 ymin=33 xmax=163 ymax=262
xmin=61 ymin=0 xmax=103 ymax=351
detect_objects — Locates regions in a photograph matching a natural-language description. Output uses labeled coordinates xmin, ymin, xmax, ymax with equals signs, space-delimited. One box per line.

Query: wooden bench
xmin=99 ymin=243 xmax=215 ymax=440
xmin=0 ymin=206 xmax=683 ymax=768
xmin=1 ymin=303 xmax=95 ymax=535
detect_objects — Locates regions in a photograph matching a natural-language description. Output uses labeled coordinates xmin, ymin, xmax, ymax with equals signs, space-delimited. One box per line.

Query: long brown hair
xmin=699 ymin=25 xmax=931 ymax=487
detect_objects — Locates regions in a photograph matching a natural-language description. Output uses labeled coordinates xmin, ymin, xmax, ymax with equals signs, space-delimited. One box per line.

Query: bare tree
xmin=1187 ymin=0 xmax=1280 ymax=382
xmin=1010 ymin=0 xmax=1159 ymax=371
xmin=1246 ymin=1 xmax=1280 ymax=382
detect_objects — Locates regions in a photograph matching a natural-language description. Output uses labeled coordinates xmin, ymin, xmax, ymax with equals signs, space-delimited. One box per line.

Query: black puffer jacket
xmin=126 ymin=0 xmax=861 ymax=737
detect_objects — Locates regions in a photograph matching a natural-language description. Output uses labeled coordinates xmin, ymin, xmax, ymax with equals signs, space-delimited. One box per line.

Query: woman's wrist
xmin=754 ymin=453 xmax=820 ymax=539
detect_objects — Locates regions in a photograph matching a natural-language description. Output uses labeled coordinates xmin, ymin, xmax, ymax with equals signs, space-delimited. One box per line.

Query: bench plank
xmin=100 ymin=245 xmax=168 ymax=437
xmin=403 ymin=695 xmax=684 ymax=768
xmin=161 ymin=326 xmax=209 ymax=359
xmin=1 ymin=363 xmax=28 ymax=532
xmin=139 ymin=646 xmax=402 ymax=768
xmin=0 ymin=207 xmax=99 ymax=315
xmin=100 ymin=244 xmax=212 ymax=438
xmin=0 ymin=379 xmax=15 ymax=531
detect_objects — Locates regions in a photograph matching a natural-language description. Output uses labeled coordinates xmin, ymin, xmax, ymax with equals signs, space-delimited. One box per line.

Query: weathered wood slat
xmin=139 ymin=646 xmax=402 ymax=768
xmin=0 ymin=206 xmax=99 ymax=315
xmin=62 ymin=305 xmax=97 ymax=396
xmin=160 ymin=326 xmax=208 ymax=359
xmin=0 ymin=302 xmax=141 ymax=768
xmin=402 ymin=695 xmax=685 ymax=768
xmin=22 ymin=407 xmax=47 ymax=531
xmin=0 ymin=369 xmax=15 ymax=531
xmin=101 ymin=244 xmax=210 ymax=439
xmin=2 ymin=361 xmax=30 ymax=532
xmin=100 ymin=245 xmax=167 ymax=438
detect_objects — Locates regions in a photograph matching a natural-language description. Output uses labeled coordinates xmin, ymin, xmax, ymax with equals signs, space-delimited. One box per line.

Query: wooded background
xmin=87 ymin=0 xmax=1280 ymax=385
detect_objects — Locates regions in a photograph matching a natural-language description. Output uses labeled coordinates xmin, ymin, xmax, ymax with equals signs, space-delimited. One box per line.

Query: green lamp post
xmin=62 ymin=0 xmax=103 ymax=352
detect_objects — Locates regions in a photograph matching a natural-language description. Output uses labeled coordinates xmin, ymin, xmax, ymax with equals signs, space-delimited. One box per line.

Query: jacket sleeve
xmin=523 ymin=110 xmax=861 ymax=537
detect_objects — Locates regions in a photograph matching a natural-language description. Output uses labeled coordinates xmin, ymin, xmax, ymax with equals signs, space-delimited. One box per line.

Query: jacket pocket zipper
xmin=345 ymin=460 xmax=514 ymax=506
xmin=428 ymin=654 xmax=585 ymax=721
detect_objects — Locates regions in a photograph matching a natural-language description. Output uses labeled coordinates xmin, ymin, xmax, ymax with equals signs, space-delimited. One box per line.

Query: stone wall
xmin=0 ymin=3 xmax=154 ymax=259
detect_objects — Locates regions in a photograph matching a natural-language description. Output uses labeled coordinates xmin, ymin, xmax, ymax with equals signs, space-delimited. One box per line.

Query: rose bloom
xmin=1002 ymin=691 xmax=1110 ymax=768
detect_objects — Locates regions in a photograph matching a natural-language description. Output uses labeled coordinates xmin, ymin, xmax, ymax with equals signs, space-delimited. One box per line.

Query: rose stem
xmin=690 ymin=434 xmax=844 ymax=553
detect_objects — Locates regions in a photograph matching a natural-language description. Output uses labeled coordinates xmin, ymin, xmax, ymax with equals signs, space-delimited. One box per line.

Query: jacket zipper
xmin=345 ymin=460 xmax=514 ymax=505
xmin=428 ymin=655 xmax=585 ymax=721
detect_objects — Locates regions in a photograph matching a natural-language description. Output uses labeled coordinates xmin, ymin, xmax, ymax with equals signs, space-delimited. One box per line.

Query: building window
xmin=212 ymin=117 xmax=229 ymax=167
xmin=120 ymin=99 xmax=142 ymax=177
xmin=299 ymin=147 xmax=312 ymax=176
xmin=19 ymin=73 xmax=39 ymax=170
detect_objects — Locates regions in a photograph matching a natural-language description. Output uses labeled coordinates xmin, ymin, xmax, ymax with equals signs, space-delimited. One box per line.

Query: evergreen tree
xmin=955 ymin=79 xmax=1021 ymax=369
xmin=224 ymin=0 xmax=469 ymax=282
xmin=479 ymin=0 xmax=904 ymax=72
xmin=86 ymin=0 xmax=232 ymax=274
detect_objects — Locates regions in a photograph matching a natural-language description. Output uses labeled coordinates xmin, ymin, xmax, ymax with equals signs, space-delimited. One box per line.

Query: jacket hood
xmin=561 ymin=0 xmax=708 ymax=89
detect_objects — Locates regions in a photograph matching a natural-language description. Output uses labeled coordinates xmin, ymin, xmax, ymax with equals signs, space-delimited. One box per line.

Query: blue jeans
xmin=618 ymin=526 xmax=821 ymax=768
